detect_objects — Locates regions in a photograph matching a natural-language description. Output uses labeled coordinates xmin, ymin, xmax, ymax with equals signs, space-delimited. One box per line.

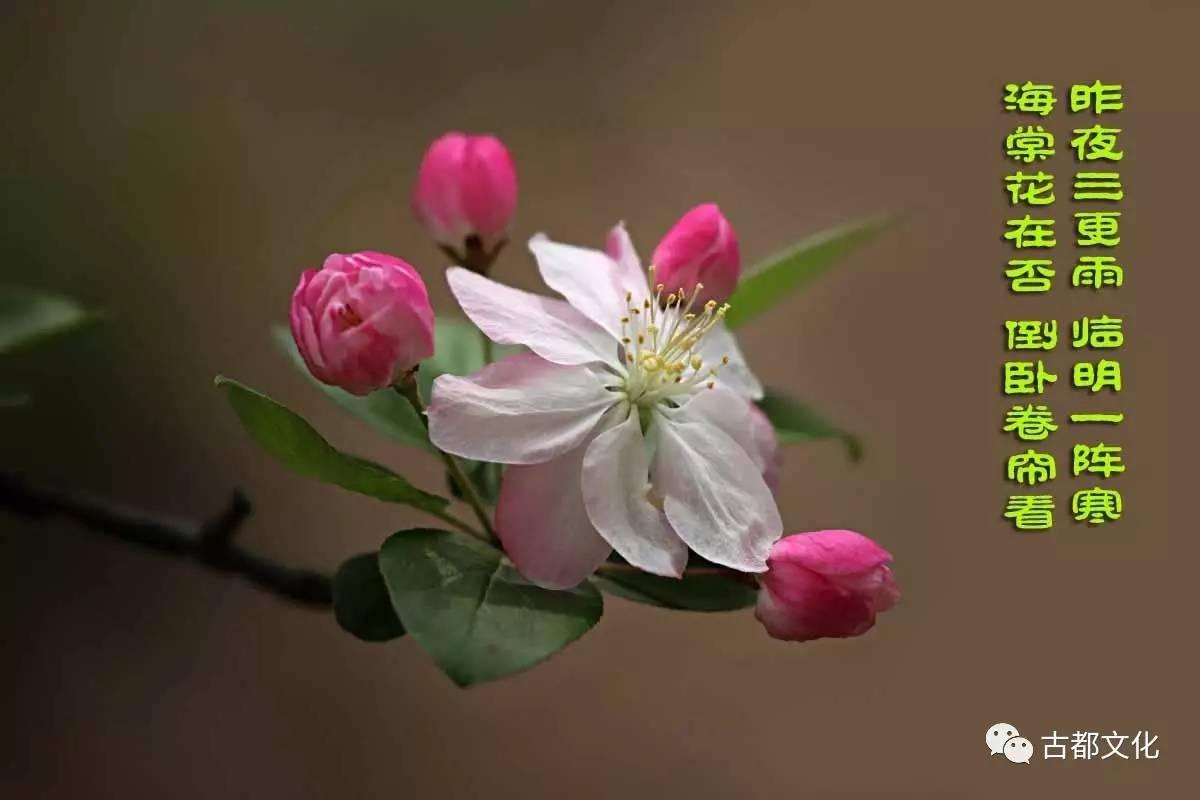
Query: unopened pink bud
xmin=289 ymin=252 xmax=435 ymax=396
xmin=651 ymin=203 xmax=740 ymax=304
xmin=755 ymin=530 xmax=899 ymax=643
xmin=411 ymin=132 xmax=517 ymax=254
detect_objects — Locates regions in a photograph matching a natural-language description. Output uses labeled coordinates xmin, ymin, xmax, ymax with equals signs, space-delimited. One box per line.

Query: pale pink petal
xmin=496 ymin=435 xmax=613 ymax=590
xmin=581 ymin=411 xmax=687 ymax=578
xmin=747 ymin=404 xmax=781 ymax=493
xmin=604 ymin=222 xmax=652 ymax=301
xmin=694 ymin=322 xmax=763 ymax=400
xmin=529 ymin=234 xmax=627 ymax=339
xmin=671 ymin=384 xmax=758 ymax=462
xmin=427 ymin=352 xmax=613 ymax=465
xmin=445 ymin=267 xmax=616 ymax=366
xmin=671 ymin=385 xmax=779 ymax=492
xmin=652 ymin=411 xmax=781 ymax=572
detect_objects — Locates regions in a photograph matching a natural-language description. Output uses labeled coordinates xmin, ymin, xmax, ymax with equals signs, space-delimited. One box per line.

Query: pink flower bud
xmin=755 ymin=530 xmax=899 ymax=642
xmin=651 ymin=203 xmax=740 ymax=304
xmin=289 ymin=252 xmax=435 ymax=396
xmin=411 ymin=132 xmax=517 ymax=254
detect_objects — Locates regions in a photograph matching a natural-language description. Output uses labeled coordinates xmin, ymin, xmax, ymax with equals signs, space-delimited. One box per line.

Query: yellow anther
xmin=721 ymin=355 xmax=730 ymax=365
xmin=642 ymin=354 xmax=661 ymax=371
xmin=690 ymin=355 xmax=703 ymax=370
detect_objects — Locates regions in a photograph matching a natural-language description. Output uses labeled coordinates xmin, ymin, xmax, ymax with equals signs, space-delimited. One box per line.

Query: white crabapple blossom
xmin=426 ymin=224 xmax=782 ymax=589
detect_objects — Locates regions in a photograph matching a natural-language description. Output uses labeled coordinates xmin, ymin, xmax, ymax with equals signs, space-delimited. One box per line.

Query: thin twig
xmin=0 ymin=471 xmax=332 ymax=607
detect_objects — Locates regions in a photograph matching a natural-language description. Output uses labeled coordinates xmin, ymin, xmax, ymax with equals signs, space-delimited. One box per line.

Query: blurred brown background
xmin=2 ymin=1 xmax=1196 ymax=797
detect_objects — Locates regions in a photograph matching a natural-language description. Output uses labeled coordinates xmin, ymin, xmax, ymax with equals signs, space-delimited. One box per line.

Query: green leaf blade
xmin=379 ymin=528 xmax=602 ymax=686
xmin=591 ymin=570 xmax=758 ymax=612
xmin=725 ymin=213 xmax=893 ymax=329
xmin=271 ymin=326 xmax=431 ymax=450
xmin=333 ymin=552 xmax=407 ymax=642
xmin=0 ymin=286 xmax=96 ymax=355
xmin=756 ymin=388 xmax=862 ymax=462
xmin=215 ymin=376 xmax=448 ymax=513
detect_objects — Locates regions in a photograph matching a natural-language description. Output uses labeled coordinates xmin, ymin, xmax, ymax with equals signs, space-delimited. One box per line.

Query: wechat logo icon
xmin=987 ymin=722 xmax=1033 ymax=764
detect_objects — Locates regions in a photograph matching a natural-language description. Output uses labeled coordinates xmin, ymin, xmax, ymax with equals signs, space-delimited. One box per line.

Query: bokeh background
xmin=3 ymin=1 xmax=1196 ymax=797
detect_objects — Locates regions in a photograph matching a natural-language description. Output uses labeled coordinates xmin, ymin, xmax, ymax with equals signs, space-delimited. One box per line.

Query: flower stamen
xmin=617 ymin=267 xmax=733 ymax=406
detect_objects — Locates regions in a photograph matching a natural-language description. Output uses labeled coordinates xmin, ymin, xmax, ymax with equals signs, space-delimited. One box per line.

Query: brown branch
xmin=0 ymin=470 xmax=332 ymax=607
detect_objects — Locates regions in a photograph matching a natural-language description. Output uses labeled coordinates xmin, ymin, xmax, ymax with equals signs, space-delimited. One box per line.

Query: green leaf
xmin=272 ymin=317 xmax=510 ymax=503
xmin=0 ymin=286 xmax=95 ymax=355
xmin=418 ymin=317 xmax=488 ymax=399
xmin=378 ymin=528 xmax=602 ymax=686
xmin=271 ymin=326 xmax=431 ymax=450
xmin=333 ymin=552 xmax=407 ymax=642
xmin=271 ymin=317 xmax=516 ymax=454
xmin=756 ymin=388 xmax=863 ymax=462
xmin=591 ymin=570 xmax=758 ymax=612
xmin=215 ymin=376 xmax=449 ymax=513
xmin=724 ymin=214 xmax=894 ymax=329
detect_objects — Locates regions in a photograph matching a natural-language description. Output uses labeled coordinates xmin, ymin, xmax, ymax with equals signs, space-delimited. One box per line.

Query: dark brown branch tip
xmin=0 ymin=471 xmax=331 ymax=609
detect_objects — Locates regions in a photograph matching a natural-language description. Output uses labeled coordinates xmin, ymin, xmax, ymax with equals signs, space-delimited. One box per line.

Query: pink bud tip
xmin=411 ymin=132 xmax=518 ymax=253
xmin=755 ymin=530 xmax=900 ymax=643
xmin=289 ymin=251 xmax=435 ymax=396
xmin=650 ymin=203 xmax=740 ymax=304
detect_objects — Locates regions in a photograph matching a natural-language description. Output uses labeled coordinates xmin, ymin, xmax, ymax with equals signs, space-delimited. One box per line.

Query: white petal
xmin=446 ymin=267 xmax=616 ymax=367
xmin=496 ymin=433 xmax=612 ymax=590
xmin=695 ymin=322 xmax=763 ymax=400
xmin=678 ymin=386 xmax=779 ymax=490
xmin=427 ymin=352 xmax=614 ymax=465
xmin=652 ymin=410 xmax=782 ymax=572
xmin=605 ymin=222 xmax=652 ymax=300
xmin=671 ymin=383 xmax=763 ymax=470
xmin=529 ymin=234 xmax=627 ymax=339
xmin=581 ymin=411 xmax=687 ymax=578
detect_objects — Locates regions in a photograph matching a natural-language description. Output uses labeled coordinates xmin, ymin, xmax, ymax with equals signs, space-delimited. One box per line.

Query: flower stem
xmin=428 ymin=507 xmax=488 ymax=540
xmin=393 ymin=380 xmax=499 ymax=545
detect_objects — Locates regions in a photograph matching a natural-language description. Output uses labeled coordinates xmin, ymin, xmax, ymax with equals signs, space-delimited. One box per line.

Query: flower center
xmin=617 ymin=265 xmax=730 ymax=408
xmin=332 ymin=302 xmax=364 ymax=330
